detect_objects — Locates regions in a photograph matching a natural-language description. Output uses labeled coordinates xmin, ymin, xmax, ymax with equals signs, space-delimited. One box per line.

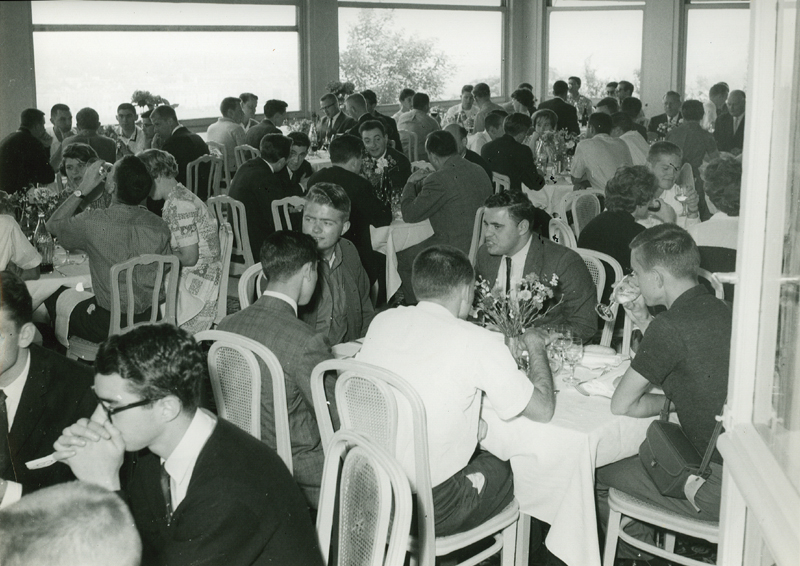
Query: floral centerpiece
xmin=10 ymin=185 xmax=61 ymax=221
xmin=326 ymin=80 xmax=356 ymax=106
xmin=131 ymin=90 xmax=171 ymax=111
xmin=656 ymin=119 xmax=681 ymax=140
xmin=286 ymin=118 xmax=312 ymax=135
xmin=360 ymin=151 xmax=399 ymax=206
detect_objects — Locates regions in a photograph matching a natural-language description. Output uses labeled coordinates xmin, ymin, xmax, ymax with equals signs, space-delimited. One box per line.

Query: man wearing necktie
xmin=714 ymin=90 xmax=746 ymax=154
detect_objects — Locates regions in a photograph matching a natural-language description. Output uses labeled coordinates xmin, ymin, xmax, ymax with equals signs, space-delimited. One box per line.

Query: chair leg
xmin=602 ymin=509 xmax=622 ymax=566
xmin=515 ymin=515 xmax=531 ymax=566
xmin=664 ymin=532 xmax=676 ymax=553
xmin=501 ymin=520 xmax=518 ymax=566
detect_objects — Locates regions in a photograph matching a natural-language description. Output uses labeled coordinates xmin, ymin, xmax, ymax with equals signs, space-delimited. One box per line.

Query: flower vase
xmin=504 ymin=334 xmax=529 ymax=371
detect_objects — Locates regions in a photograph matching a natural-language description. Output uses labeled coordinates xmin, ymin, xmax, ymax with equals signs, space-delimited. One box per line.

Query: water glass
xmin=562 ymin=340 xmax=584 ymax=386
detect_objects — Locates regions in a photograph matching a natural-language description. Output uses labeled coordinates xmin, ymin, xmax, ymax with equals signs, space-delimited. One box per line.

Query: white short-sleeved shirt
xmin=356 ymin=302 xmax=534 ymax=488
xmin=571 ymin=133 xmax=633 ymax=191
xmin=0 ymin=215 xmax=41 ymax=271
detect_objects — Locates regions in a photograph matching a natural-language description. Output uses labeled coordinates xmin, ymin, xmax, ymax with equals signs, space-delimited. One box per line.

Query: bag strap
xmin=659 ymin=396 xmax=671 ymax=421
xmin=661 ymin=396 xmax=725 ymax=476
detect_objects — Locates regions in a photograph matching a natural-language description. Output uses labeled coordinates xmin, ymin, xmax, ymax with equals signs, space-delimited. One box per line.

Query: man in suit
xmin=397 ymin=93 xmax=442 ymax=162
xmin=397 ymin=131 xmax=493 ymax=304
xmin=62 ymin=107 xmax=117 ymax=164
xmin=245 ymin=99 xmax=287 ymax=148
xmin=0 ymin=108 xmax=55 ymax=195
xmin=0 ymin=271 xmax=95 ymax=508
xmin=359 ymin=119 xmax=412 ymax=195
xmin=714 ymin=90 xmax=746 ymax=154
xmin=475 ymin=191 xmax=598 ymax=342
xmin=218 ymin=231 xmax=338 ymax=510
xmin=150 ymin=105 xmax=209 ymax=199
xmin=307 ymin=132 xmax=392 ymax=294
xmin=343 ymin=93 xmax=376 ymax=139
xmin=536 ymin=81 xmax=580 ymax=135
xmin=615 ymin=80 xmax=635 ymax=103
xmin=444 ymin=123 xmax=492 ymax=181
xmin=316 ymin=93 xmax=354 ymax=142
xmin=47 ymin=103 xmax=77 ymax=170
xmin=53 ymin=323 xmax=323 ymax=566
xmin=361 ymin=89 xmax=403 ymax=151
xmin=648 ymin=91 xmax=683 ymax=139
xmin=709 ymin=82 xmax=730 ymax=119
xmin=228 ymin=133 xmax=301 ymax=258
xmin=481 ymin=113 xmax=545 ymax=192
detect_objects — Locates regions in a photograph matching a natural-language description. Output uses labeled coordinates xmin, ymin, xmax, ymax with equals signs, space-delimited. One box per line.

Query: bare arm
xmin=518 ymin=329 xmax=556 ymax=422
xmin=173 ymin=243 xmax=200 ymax=267
xmin=610 ymin=365 xmax=665 ymax=417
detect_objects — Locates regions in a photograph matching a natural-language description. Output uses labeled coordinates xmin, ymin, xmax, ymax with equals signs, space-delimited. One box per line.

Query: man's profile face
xmin=344 ymin=101 xmax=356 ymax=119
xmin=630 ymin=249 xmax=658 ymax=306
xmin=568 ymin=79 xmax=580 ymax=95
xmin=320 ymin=99 xmax=338 ymax=119
xmin=52 ymin=110 xmax=73 ymax=133
xmin=0 ymin=309 xmax=26 ymax=377
xmin=361 ymin=128 xmax=387 ymax=158
xmin=272 ymin=111 xmax=287 ymax=127
xmin=648 ymin=153 xmax=681 ymax=191
xmin=663 ymin=95 xmax=681 ymax=118
xmin=150 ymin=115 xmax=173 ymax=140
xmin=461 ymin=91 xmax=474 ymax=109
xmin=710 ymin=92 xmax=728 ymax=110
xmin=141 ymin=117 xmax=154 ymax=139
xmin=728 ymin=94 xmax=746 ymax=117
xmin=93 ymin=372 xmax=160 ymax=452
xmin=287 ymin=144 xmax=309 ymax=172
xmin=302 ymin=201 xmax=348 ymax=255
xmin=242 ymin=98 xmax=257 ymax=120
xmin=116 ymin=109 xmax=136 ymax=132
xmin=482 ymin=207 xmax=526 ymax=257
xmin=606 ymin=85 xmax=617 ymax=97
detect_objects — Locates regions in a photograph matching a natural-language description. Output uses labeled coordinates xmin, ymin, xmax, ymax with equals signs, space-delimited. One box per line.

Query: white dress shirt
xmin=571 ymin=133 xmax=633 ymax=191
xmin=161 ymin=408 xmax=217 ymax=510
xmin=619 ymin=130 xmax=649 ymax=166
xmin=262 ymin=290 xmax=298 ymax=316
xmin=0 ymin=351 xmax=31 ymax=508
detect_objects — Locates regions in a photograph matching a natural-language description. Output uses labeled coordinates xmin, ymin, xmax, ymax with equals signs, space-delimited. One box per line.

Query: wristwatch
xmin=72 ymin=189 xmax=84 ymax=198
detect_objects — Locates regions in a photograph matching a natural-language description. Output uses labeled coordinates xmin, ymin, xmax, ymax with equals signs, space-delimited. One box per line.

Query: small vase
xmin=504 ymin=334 xmax=529 ymax=371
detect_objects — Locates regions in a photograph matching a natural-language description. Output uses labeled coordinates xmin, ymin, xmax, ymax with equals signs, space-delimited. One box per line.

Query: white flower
xmin=376 ymin=157 xmax=389 ymax=172
xmin=519 ymin=289 xmax=532 ymax=301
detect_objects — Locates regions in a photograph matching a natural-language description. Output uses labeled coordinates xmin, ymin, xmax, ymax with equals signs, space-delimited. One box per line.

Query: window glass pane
xmin=31 ymin=1 xmax=296 ymax=26
xmin=550 ymin=1 xmax=644 ymax=7
xmin=684 ymin=9 xmax=750 ymax=99
xmin=33 ymin=31 xmax=299 ymax=123
xmin=343 ymin=0 xmax=500 ymax=6
xmin=548 ymin=10 xmax=643 ymax=98
xmin=338 ymin=8 xmax=502 ymax=105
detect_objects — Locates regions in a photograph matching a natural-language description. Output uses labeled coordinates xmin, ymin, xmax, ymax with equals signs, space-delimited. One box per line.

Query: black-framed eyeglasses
xmin=320 ymin=103 xmax=336 ymax=111
xmin=93 ymin=388 xmax=154 ymax=419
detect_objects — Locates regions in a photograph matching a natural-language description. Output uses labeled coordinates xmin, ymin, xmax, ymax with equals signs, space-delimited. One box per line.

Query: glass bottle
xmin=34 ymin=212 xmax=54 ymax=273
xmin=581 ymin=106 xmax=589 ymax=127
xmin=309 ymin=112 xmax=319 ymax=154
xmin=536 ymin=142 xmax=549 ymax=177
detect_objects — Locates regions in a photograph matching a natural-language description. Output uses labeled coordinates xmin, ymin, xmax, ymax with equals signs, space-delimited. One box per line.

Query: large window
xmin=32 ymin=1 xmax=300 ymax=125
xmin=337 ymin=1 xmax=505 ymax=105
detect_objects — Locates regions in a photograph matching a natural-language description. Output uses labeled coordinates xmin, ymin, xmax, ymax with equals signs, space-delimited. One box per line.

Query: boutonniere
xmin=375 ymin=156 xmax=389 ymax=172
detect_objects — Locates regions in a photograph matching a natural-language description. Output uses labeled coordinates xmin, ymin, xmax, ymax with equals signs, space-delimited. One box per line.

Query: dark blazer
xmin=714 ymin=113 xmax=745 ymax=153
xmin=124 ymin=419 xmax=324 ymax=566
xmin=0 ymin=128 xmax=55 ymax=195
xmin=464 ymin=149 xmax=493 ymax=181
xmin=374 ymin=110 xmax=403 ymax=151
xmin=475 ymin=235 xmax=598 ymax=342
xmin=229 ymin=158 xmax=302 ymax=258
xmin=481 ymin=134 xmax=545 ymax=193
xmin=5 ymin=345 xmax=95 ymax=493
xmin=245 ymin=119 xmax=282 ymax=148
xmin=648 ymin=113 xmax=682 ymax=134
xmin=317 ymin=112 xmax=355 ymax=142
xmin=161 ymin=127 xmax=210 ymax=189
xmin=536 ymin=97 xmax=580 ymax=135
xmin=381 ymin=146 xmax=413 ymax=192
xmin=62 ymin=132 xmax=117 ymax=164
xmin=345 ymin=113 xmax=376 ymax=139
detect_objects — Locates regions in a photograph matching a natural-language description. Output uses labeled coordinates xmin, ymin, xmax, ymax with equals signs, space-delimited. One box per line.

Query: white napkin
xmin=577 ymin=360 xmax=631 ymax=398
xmin=580 ymin=351 xmax=627 ymax=369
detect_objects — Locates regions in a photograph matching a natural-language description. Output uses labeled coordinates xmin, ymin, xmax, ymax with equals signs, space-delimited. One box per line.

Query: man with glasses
xmin=316 ymin=93 xmax=354 ymax=144
xmin=53 ymin=324 xmax=324 ymax=566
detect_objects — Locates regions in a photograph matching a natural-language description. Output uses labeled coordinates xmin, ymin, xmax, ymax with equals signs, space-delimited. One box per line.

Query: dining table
xmin=370 ymin=218 xmax=435 ymax=298
xmin=25 ymin=248 xmax=92 ymax=315
xmin=522 ymin=175 xmax=575 ymax=217
xmin=307 ymin=150 xmax=333 ymax=173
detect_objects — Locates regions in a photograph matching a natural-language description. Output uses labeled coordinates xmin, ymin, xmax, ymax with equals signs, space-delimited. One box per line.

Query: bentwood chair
xmin=237 ymin=263 xmax=267 ymax=310
xmin=234 ymin=144 xmax=259 ymax=169
xmin=207 ymin=195 xmax=255 ymax=277
xmin=492 ymin=172 xmax=511 ymax=194
xmin=187 ymin=154 xmax=223 ymax=200
xmin=697 ymin=268 xmax=725 ymax=300
xmin=548 ymin=218 xmax=577 ymax=248
xmin=571 ymin=192 xmax=601 ymax=238
xmin=554 ymin=189 xmax=604 ymax=230
xmin=468 ymin=207 xmax=486 ymax=266
xmin=317 ymin=430 xmax=413 ymax=566
xmin=206 ymin=140 xmax=232 ymax=190
xmin=398 ymin=129 xmax=418 ymax=162
xmin=271 ymin=195 xmax=306 ymax=232
xmin=214 ymin=222 xmax=234 ymax=325
xmin=576 ymin=248 xmax=629 ymax=350
xmin=311 ymin=359 xmax=522 ymax=566
xmin=194 ymin=329 xmax=292 ymax=473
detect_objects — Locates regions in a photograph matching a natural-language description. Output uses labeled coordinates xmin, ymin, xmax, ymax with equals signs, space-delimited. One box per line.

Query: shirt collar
xmin=1 ymin=349 xmax=31 ymax=426
xmin=162 ymin=409 xmax=217 ymax=488
xmin=416 ymin=301 xmax=456 ymax=320
xmin=262 ymin=290 xmax=298 ymax=315
xmin=506 ymin=234 xmax=533 ymax=265
xmin=171 ymin=124 xmax=182 ymax=135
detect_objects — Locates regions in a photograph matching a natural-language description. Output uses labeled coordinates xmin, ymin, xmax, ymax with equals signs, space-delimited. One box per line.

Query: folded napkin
xmin=576 ymin=360 xmax=631 ymax=398
xmin=580 ymin=351 xmax=627 ymax=369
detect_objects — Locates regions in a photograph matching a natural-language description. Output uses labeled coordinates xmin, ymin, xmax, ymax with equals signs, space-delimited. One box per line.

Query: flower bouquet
xmin=656 ymin=119 xmax=680 ymax=140
xmin=326 ymin=80 xmax=356 ymax=105
xmin=286 ymin=118 xmax=312 ymax=135
xmin=131 ymin=90 xmax=175 ymax=111
xmin=360 ymin=151 xmax=398 ymax=204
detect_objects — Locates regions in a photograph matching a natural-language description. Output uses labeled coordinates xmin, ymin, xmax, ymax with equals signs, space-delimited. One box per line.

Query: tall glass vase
xmin=504 ymin=333 xmax=529 ymax=371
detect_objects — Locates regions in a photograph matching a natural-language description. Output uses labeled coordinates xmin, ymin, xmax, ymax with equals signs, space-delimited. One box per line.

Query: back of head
xmin=681 ymin=99 xmax=705 ymax=121
xmin=140 ymin=109 xmax=152 ymax=121
xmin=444 ymin=123 xmax=467 ymax=142
xmin=399 ymin=88 xmax=416 ymax=102
xmin=264 ymin=99 xmax=288 ymax=120
xmin=287 ymin=130 xmax=311 ymax=149
xmin=95 ymin=324 xmax=204 ymax=414
xmin=329 ymin=134 xmax=364 ymax=164
xmin=503 ymin=113 xmax=533 ymax=137
xmin=0 ymin=270 xmax=33 ymax=328
xmin=605 ymin=165 xmax=657 ymax=213
xmin=588 ymin=112 xmax=613 ymax=135
xmin=20 ymin=108 xmax=45 ymax=130
xmin=610 ymin=111 xmax=635 ymax=133
xmin=0 ymin=482 xmax=141 ymax=566
xmin=552 ymin=80 xmax=569 ymax=97
xmin=709 ymin=82 xmax=730 ymax=98
xmin=305 ymin=182 xmax=351 ymax=221
xmin=511 ymin=89 xmax=535 ymax=111
xmin=412 ymin=245 xmax=474 ymax=301
xmin=596 ymin=97 xmax=619 ymax=114
xmin=114 ymin=155 xmax=154 ymax=205
xmin=518 ymin=82 xmax=534 ymax=91
xmin=259 ymin=133 xmax=292 ymax=163
xmin=412 ymin=92 xmax=430 ymax=110
xmin=620 ymin=96 xmax=642 ymax=118
xmin=630 ymin=223 xmax=700 ymax=280
xmin=360 ymin=89 xmax=378 ymax=106
xmin=606 ymin=81 xmax=619 ymax=90
xmin=484 ymin=111 xmax=506 ymax=132
xmin=345 ymin=93 xmax=367 ymax=115
xmin=259 ymin=230 xmax=319 ymax=283
xmin=425 ymin=130 xmax=458 ymax=159
xmin=484 ymin=190 xmax=537 ymax=231
xmin=220 ymin=97 xmax=241 ymax=116
xmin=76 ymin=107 xmax=101 ymax=131
xmin=531 ymin=109 xmax=558 ymax=130
xmin=137 ymin=148 xmax=179 ymax=180
xmin=647 ymin=140 xmax=683 ymax=164
xmin=150 ymin=105 xmax=177 ymax=123
xmin=473 ymin=82 xmax=490 ymax=99
xmin=702 ymin=154 xmax=742 ymax=216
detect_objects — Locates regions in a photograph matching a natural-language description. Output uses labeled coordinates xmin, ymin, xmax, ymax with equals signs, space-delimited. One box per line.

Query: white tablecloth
xmin=522 ymin=179 xmax=574 ymax=217
xmin=307 ymin=151 xmax=332 ymax=173
xmin=481 ymin=371 xmax=654 ymax=566
xmin=26 ymin=253 xmax=91 ymax=311
xmin=370 ymin=219 xmax=435 ymax=298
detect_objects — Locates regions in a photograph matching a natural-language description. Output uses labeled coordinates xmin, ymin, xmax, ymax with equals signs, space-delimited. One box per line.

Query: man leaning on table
xmin=357 ymin=245 xmax=555 ymax=536
xmin=595 ymin=224 xmax=731 ymax=559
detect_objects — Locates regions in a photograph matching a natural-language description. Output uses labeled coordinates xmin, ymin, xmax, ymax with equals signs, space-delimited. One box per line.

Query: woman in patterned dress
xmin=138 ymin=149 xmax=222 ymax=333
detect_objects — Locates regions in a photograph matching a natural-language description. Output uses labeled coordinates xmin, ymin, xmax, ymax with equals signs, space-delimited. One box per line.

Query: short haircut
xmin=140 ymin=109 xmax=152 ymax=120
xmin=305 ymin=182 xmax=351 ymax=220
xmin=259 ymin=133 xmax=292 ymax=163
xmin=681 ymin=99 xmax=705 ymax=121
xmin=358 ymin=119 xmax=386 ymax=137
xmin=605 ymin=166 xmax=658 ymax=213
xmin=460 ymin=85 xmax=474 ymax=94
xmin=150 ymin=105 xmax=177 ymax=122
xmin=320 ymin=93 xmax=338 ymax=106
xmin=517 ymin=82 xmax=534 ymax=91
xmin=0 ymin=481 xmax=141 ymax=566
xmin=0 ymin=270 xmax=33 ymax=327
xmin=220 ymin=96 xmax=241 ymax=116
xmin=329 ymin=134 xmax=364 ymax=165
xmin=473 ymin=82 xmax=490 ymax=99
xmin=263 ymin=99 xmax=288 ymax=119
xmin=617 ymin=80 xmax=634 ymax=94
xmin=568 ymin=76 xmax=582 ymax=88
xmin=116 ymin=103 xmax=136 ymax=115
xmin=610 ymin=111 xmax=635 ymax=133
xmin=511 ymin=88 xmax=535 ymax=113
xmin=95 ymin=324 xmax=205 ymax=412
xmin=137 ymin=148 xmax=179 ymax=180
xmin=596 ymin=97 xmax=619 ymax=113
xmin=240 ymin=92 xmax=258 ymax=104
xmin=412 ymin=92 xmax=430 ymax=110
xmin=588 ymin=112 xmax=613 ymax=135
xmin=630 ymin=223 xmax=700 ymax=280
xmin=702 ymin=154 xmax=742 ymax=216
xmin=552 ymin=80 xmax=569 ymax=97
xmin=399 ymin=88 xmax=416 ymax=102
xmin=345 ymin=93 xmax=367 ymax=114
xmin=531 ymin=109 xmax=558 ymax=130
xmin=647 ymin=141 xmax=683 ymax=163
xmin=729 ymin=90 xmax=746 ymax=102
xmin=425 ymin=130 xmax=458 ymax=158
xmin=412 ymin=245 xmax=475 ymax=301
xmin=287 ymin=131 xmax=310 ymax=149
xmin=620 ymin=96 xmax=642 ymax=118
xmin=50 ymin=103 xmax=70 ymax=117
xmin=360 ymin=89 xmax=377 ymax=105
xmin=20 ymin=108 xmax=45 ymax=129
xmin=484 ymin=190 xmax=538 ymax=230
xmin=709 ymin=82 xmax=730 ymax=98
xmin=504 ymin=113 xmax=533 ymax=137
xmin=664 ymin=90 xmax=681 ymax=101
xmin=259 ymin=230 xmax=319 ymax=283
xmin=606 ymin=81 xmax=619 ymax=90
xmin=114 ymin=155 xmax=154 ymax=205
xmin=60 ymin=142 xmax=98 ymax=175
xmin=75 ymin=107 xmax=101 ymax=131
xmin=444 ymin=123 xmax=468 ymax=141
xmin=484 ymin=112 xmax=506 ymax=131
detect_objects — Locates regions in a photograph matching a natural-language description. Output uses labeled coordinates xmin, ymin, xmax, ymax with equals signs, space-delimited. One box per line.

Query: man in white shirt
xmin=611 ymin=112 xmax=649 ymax=165
xmin=113 ymin=103 xmax=147 ymax=158
xmin=391 ymin=87 xmax=415 ymax=122
xmin=467 ymin=111 xmax=506 ymax=155
xmin=206 ymin=97 xmax=247 ymax=173
xmin=443 ymin=84 xmax=479 ymax=129
xmin=571 ymin=113 xmax=633 ymax=191
xmin=645 ymin=141 xmax=701 ymax=231
xmin=47 ymin=103 xmax=76 ymax=170
xmin=397 ymin=92 xmax=441 ymax=162
xmin=357 ymin=245 xmax=555 ymax=536
xmin=566 ymin=76 xmax=593 ymax=122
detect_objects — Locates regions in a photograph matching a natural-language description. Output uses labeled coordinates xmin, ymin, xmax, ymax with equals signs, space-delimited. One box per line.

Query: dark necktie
xmin=160 ymin=462 xmax=173 ymax=525
xmin=505 ymin=256 xmax=512 ymax=294
xmin=0 ymin=390 xmax=12 ymax=480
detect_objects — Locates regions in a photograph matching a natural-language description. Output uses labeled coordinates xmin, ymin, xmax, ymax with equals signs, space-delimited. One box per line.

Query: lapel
xmin=9 ymin=349 xmax=52 ymax=456
xmin=523 ymin=236 xmax=545 ymax=279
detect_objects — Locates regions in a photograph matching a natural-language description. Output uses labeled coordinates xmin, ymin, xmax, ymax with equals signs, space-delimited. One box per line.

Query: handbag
xmin=638 ymin=397 xmax=724 ymax=511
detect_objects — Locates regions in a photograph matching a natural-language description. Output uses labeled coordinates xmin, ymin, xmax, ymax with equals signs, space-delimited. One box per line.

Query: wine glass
xmin=551 ymin=327 xmax=573 ymax=364
xmin=595 ymin=274 xmax=640 ymax=321
xmin=562 ymin=340 xmax=584 ymax=386
xmin=674 ymin=185 xmax=689 ymax=217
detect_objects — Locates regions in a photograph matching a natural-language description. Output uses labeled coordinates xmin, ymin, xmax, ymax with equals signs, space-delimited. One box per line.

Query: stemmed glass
xmin=595 ymin=274 xmax=641 ymax=322
xmin=674 ymin=185 xmax=689 ymax=217
xmin=562 ymin=340 xmax=584 ymax=386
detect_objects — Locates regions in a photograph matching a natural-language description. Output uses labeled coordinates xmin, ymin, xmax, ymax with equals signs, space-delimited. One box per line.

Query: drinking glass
xmin=562 ymin=340 xmax=584 ymax=386
xmin=595 ymin=274 xmax=641 ymax=321
xmin=674 ymin=185 xmax=689 ymax=217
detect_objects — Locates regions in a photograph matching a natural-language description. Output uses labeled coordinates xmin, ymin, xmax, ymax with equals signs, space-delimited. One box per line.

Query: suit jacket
xmin=345 ymin=113 xmax=376 ymax=139
xmin=228 ymin=158 xmax=302 ymax=258
xmin=0 ymin=128 xmax=55 ymax=195
xmin=383 ymin=146 xmax=413 ymax=190
xmin=481 ymin=134 xmax=545 ymax=192
xmin=374 ymin=110 xmax=403 ymax=151
xmin=161 ymin=127 xmax=210 ymax=190
xmin=5 ymin=345 xmax=95 ymax=493
xmin=401 ymin=155 xmax=492 ymax=254
xmin=62 ymin=132 xmax=117 ymax=164
xmin=464 ymin=148 xmax=493 ymax=181
xmin=714 ymin=113 xmax=745 ymax=153
xmin=124 ymin=418 xmax=324 ymax=566
xmin=244 ymin=119 xmax=282 ymax=148
xmin=317 ymin=112 xmax=355 ymax=142
xmin=536 ymin=97 xmax=580 ymax=135
xmin=475 ymin=235 xmax=598 ymax=342
xmin=217 ymin=296 xmax=337 ymax=507
xmin=648 ymin=113 xmax=682 ymax=134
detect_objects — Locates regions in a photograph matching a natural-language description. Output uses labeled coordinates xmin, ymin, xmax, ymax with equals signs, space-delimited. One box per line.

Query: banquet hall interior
xmin=0 ymin=1 xmax=797 ymax=565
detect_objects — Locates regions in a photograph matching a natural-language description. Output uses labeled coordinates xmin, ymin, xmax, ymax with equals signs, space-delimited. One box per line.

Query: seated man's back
xmin=571 ymin=113 xmax=633 ymax=191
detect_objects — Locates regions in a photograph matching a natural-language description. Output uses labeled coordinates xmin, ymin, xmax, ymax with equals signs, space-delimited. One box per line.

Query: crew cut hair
xmin=259 ymin=133 xmax=292 ymax=163
xmin=114 ymin=155 xmax=154 ymax=205
xmin=412 ymin=245 xmax=475 ymax=301
xmin=259 ymin=230 xmax=319 ymax=283
xmin=647 ymin=141 xmax=683 ymax=164
xmin=20 ymin=108 xmax=45 ymax=129
xmin=359 ymin=119 xmax=386 ymax=137
xmin=504 ymin=113 xmax=533 ymax=137
xmin=116 ymin=103 xmax=136 ymax=115
xmin=596 ymin=97 xmax=619 ymax=113
xmin=329 ymin=134 xmax=364 ymax=164
xmin=305 ymin=182 xmax=351 ymax=220
xmin=50 ymin=103 xmax=70 ymax=117
xmin=220 ymin=97 xmax=241 ymax=116
xmin=76 ymin=108 xmax=100 ymax=131
xmin=588 ymin=112 xmax=613 ymax=135
xmin=629 ymin=223 xmax=700 ymax=280
xmin=150 ymin=105 xmax=177 ymax=122
xmin=425 ymin=130 xmax=458 ymax=158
